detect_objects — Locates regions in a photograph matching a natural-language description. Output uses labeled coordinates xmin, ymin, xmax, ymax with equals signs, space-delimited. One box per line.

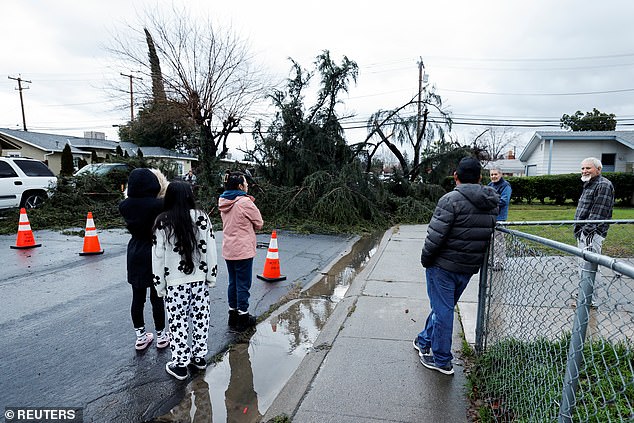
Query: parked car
xmin=0 ymin=157 xmax=58 ymax=209
xmin=73 ymin=163 xmax=132 ymax=177
xmin=73 ymin=162 xmax=133 ymax=197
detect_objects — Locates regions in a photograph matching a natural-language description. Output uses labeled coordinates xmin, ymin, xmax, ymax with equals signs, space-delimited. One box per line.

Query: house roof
xmin=519 ymin=130 xmax=634 ymax=161
xmin=0 ymin=128 xmax=91 ymax=155
xmin=119 ymin=142 xmax=197 ymax=160
xmin=0 ymin=128 xmax=196 ymax=161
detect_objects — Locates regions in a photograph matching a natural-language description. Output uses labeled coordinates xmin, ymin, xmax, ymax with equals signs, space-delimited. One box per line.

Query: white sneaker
xmin=156 ymin=331 xmax=170 ymax=349
xmin=135 ymin=332 xmax=154 ymax=350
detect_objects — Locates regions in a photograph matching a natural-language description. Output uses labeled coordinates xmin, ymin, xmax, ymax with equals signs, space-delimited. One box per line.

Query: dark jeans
xmin=417 ymin=266 xmax=471 ymax=367
xmin=226 ymin=258 xmax=253 ymax=312
xmin=131 ymin=284 xmax=165 ymax=331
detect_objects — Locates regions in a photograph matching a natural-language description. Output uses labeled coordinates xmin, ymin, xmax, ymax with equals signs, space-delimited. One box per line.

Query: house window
xmin=601 ymin=153 xmax=616 ymax=172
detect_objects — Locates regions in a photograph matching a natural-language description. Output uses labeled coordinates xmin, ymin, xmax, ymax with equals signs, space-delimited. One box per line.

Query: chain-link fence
xmin=473 ymin=220 xmax=634 ymax=422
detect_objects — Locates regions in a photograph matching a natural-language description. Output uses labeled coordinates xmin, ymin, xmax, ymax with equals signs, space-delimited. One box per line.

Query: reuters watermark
xmin=4 ymin=407 xmax=83 ymax=422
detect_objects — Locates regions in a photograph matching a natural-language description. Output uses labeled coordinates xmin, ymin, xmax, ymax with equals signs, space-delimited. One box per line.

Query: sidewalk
xmin=263 ymin=224 xmax=478 ymax=422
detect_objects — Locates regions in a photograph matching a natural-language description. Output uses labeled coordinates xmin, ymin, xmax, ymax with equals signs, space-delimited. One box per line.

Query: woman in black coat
xmin=119 ymin=168 xmax=169 ymax=350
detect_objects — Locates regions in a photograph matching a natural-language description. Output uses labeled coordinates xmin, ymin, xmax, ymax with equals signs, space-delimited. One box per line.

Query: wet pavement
xmin=264 ymin=225 xmax=474 ymax=422
xmin=150 ymin=233 xmax=382 ymax=422
xmin=0 ymin=224 xmax=366 ymax=422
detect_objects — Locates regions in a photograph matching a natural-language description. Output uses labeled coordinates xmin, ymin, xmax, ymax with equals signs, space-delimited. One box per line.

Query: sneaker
xmin=189 ymin=357 xmax=207 ymax=370
xmin=228 ymin=309 xmax=239 ymax=329
xmin=235 ymin=312 xmax=257 ymax=332
xmin=135 ymin=332 xmax=154 ymax=351
xmin=156 ymin=331 xmax=170 ymax=349
xmin=165 ymin=362 xmax=188 ymax=380
xmin=420 ymin=354 xmax=454 ymax=375
xmin=412 ymin=338 xmax=431 ymax=358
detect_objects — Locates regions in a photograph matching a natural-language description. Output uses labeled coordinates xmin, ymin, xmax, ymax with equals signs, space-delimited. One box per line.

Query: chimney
xmin=84 ymin=131 xmax=106 ymax=140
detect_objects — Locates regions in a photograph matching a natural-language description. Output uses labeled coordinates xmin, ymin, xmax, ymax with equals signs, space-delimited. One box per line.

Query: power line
xmin=439 ymin=87 xmax=634 ymax=96
xmin=426 ymin=52 xmax=634 ymax=63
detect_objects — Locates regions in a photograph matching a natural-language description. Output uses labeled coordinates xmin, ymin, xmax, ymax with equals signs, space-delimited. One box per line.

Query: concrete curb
xmin=262 ymin=228 xmax=393 ymax=420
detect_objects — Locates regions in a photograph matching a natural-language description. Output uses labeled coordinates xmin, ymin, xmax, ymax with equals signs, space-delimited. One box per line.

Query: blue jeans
xmin=417 ymin=266 xmax=472 ymax=367
xmin=226 ymin=258 xmax=253 ymax=312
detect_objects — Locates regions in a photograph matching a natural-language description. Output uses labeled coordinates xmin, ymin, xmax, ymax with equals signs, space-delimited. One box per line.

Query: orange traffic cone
xmin=10 ymin=208 xmax=41 ymax=249
xmin=79 ymin=211 xmax=104 ymax=255
xmin=257 ymin=230 xmax=286 ymax=282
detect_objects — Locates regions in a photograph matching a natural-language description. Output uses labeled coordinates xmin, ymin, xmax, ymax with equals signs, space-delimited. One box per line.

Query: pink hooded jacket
xmin=218 ymin=195 xmax=264 ymax=260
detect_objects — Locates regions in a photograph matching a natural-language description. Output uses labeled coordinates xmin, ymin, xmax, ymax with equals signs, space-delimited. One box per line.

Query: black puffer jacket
xmin=421 ymin=183 xmax=499 ymax=274
xmin=119 ymin=169 xmax=163 ymax=288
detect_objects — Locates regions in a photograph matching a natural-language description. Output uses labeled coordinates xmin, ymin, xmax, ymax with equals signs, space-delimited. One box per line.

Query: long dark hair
xmin=153 ymin=181 xmax=198 ymax=274
xmin=223 ymin=171 xmax=245 ymax=190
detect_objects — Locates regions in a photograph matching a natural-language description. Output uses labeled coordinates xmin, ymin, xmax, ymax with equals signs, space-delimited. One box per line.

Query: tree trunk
xmin=375 ymin=126 xmax=409 ymax=176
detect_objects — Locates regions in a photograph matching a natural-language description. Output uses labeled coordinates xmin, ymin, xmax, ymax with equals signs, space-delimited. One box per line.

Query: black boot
xmin=235 ymin=312 xmax=256 ymax=332
xmin=228 ymin=309 xmax=238 ymax=329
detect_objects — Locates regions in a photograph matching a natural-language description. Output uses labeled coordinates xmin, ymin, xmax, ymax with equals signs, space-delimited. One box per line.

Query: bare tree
xmin=357 ymin=84 xmax=452 ymax=182
xmin=470 ymin=126 xmax=519 ymax=164
xmin=107 ymin=5 xmax=269 ymax=164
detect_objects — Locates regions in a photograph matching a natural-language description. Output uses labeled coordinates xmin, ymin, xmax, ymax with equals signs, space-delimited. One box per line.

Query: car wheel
xmin=22 ymin=193 xmax=47 ymax=209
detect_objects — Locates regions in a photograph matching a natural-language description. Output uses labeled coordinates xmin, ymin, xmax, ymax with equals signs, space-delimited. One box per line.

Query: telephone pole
xmin=416 ymin=58 xmax=424 ymax=144
xmin=120 ymin=72 xmax=142 ymax=121
xmin=8 ymin=75 xmax=31 ymax=131
xmin=416 ymin=58 xmax=429 ymax=147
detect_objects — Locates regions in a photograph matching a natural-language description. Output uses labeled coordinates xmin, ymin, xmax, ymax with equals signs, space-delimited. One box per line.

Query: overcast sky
xmin=2 ymin=0 xmax=634 ymax=158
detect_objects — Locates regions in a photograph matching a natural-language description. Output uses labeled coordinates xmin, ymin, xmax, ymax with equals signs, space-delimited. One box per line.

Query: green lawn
xmin=505 ymin=204 xmax=634 ymax=257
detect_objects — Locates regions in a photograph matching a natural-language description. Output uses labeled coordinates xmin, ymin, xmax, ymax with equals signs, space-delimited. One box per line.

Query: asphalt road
xmin=0 ymin=227 xmax=355 ymax=422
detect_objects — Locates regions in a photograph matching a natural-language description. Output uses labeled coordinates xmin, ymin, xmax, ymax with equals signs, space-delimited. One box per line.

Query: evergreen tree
xmin=560 ymin=108 xmax=616 ymax=131
xmin=250 ymin=51 xmax=357 ymax=186
xmin=77 ymin=158 xmax=88 ymax=170
xmin=60 ymin=144 xmax=75 ymax=176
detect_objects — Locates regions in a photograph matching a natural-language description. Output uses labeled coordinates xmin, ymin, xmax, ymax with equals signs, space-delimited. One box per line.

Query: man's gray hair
xmin=581 ymin=157 xmax=602 ymax=170
xmin=489 ymin=165 xmax=503 ymax=173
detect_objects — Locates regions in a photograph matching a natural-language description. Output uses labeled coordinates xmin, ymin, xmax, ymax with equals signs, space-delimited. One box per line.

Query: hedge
xmin=441 ymin=172 xmax=634 ymax=205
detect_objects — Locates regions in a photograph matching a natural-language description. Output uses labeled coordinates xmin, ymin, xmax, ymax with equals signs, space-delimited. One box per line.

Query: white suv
xmin=0 ymin=157 xmax=57 ymax=209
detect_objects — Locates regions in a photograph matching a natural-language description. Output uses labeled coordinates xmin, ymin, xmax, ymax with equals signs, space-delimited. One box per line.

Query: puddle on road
xmin=150 ymin=232 xmax=381 ymax=422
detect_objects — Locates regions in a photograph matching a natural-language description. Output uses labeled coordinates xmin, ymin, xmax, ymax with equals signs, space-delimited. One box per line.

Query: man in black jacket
xmin=414 ymin=157 xmax=499 ymax=375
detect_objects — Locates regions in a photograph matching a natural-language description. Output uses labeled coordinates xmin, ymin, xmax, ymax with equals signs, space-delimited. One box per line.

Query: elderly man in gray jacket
xmin=414 ymin=157 xmax=499 ymax=375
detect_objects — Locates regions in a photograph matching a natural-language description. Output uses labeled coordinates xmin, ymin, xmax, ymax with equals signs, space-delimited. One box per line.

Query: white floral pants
xmin=165 ymin=281 xmax=210 ymax=366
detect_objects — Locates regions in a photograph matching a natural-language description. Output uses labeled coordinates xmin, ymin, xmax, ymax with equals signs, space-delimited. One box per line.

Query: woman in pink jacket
xmin=218 ymin=171 xmax=263 ymax=332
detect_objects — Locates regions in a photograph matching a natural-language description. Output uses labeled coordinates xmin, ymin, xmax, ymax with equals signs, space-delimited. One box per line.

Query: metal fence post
xmin=558 ymin=258 xmax=598 ymax=422
xmin=475 ymin=240 xmax=492 ymax=354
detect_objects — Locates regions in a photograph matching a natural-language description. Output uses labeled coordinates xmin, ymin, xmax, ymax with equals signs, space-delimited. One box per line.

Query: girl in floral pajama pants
xmin=152 ymin=181 xmax=218 ymax=380
xmin=164 ymin=282 xmax=210 ymax=367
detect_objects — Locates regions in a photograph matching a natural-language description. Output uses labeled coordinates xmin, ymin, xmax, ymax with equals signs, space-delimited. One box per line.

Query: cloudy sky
xmin=2 ymin=0 xmax=634 ymax=157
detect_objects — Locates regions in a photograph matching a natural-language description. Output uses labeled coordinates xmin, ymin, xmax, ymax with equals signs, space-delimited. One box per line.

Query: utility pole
xmin=120 ymin=72 xmax=142 ymax=121
xmin=416 ymin=58 xmax=430 ymax=152
xmin=8 ymin=75 xmax=31 ymax=131
xmin=416 ymin=58 xmax=424 ymax=144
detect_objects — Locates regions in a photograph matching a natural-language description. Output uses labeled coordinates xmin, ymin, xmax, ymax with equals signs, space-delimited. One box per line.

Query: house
xmin=484 ymin=149 xmax=525 ymax=176
xmin=0 ymin=128 xmax=197 ymax=175
xmin=519 ymin=130 xmax=634 ymax=176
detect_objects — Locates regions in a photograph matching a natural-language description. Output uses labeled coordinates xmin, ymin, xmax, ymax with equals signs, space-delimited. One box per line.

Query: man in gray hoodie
xmin=414 ymin=157 xmax=499 ymax=375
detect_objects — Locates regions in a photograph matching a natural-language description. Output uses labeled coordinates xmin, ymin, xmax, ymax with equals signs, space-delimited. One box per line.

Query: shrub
xmin=506 ymin=172 xmax=634 ymax=205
